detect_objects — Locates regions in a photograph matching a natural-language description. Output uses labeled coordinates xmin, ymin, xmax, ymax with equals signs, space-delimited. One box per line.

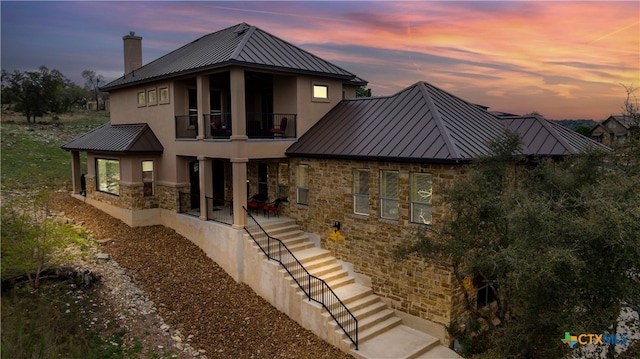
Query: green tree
xmin=356 ymin=86 xmax=372 ymax=98
xmin=1 ymin=192 xmax=75 ymax=288
xmin=397 ymin=130 xmax=639 ymax=358
xmin=1 ymin=66 xmax=70 ymax=122
xmin=575 ymin=124 xmax=592 ymax=136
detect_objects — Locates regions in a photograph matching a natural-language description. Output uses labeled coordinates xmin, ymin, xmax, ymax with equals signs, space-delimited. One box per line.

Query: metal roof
xmin=102 ymin=23 xmax=365 ymax=91
xmin=61 ymin=123 xmax=164 ymax=154
xmin=501 ymin=115 xmax=611 ymax=156
xmin=286 ymin=82 xmax=610 ymax=163
xmin=286 ymin=82 xmax=507 ymax=163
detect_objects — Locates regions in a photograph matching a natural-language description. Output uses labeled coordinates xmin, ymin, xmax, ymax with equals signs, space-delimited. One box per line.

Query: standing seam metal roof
xmin=102 ymin=23 xmax=364 ymax=91
xmin=61 ymin=123 xmax=164 ymax=153
xmin=286 ymin=81 xmax=610 ymax=163
xmin=286 ymin=82 xmax=507 ymax=163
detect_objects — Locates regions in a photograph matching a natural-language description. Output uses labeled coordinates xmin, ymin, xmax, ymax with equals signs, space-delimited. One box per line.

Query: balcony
xmin=175 ymin=112 xmax=297 ymax=140
xmin=205 ymin=113 xmax=232 ymax=139
xmin=247 ymin=113 xmax=296 ymax=139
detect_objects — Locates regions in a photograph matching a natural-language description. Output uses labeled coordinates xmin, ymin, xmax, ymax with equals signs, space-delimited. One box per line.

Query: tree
xmin=60 ymin=83 xmax=88 ymax=112
xmin=1 ymin=66 xmax=69 ymax=122
xmin=82 ymin=69 xmax=105 ymax=110
xmin=397 ymin=130 xmax=639 ymax=358
xmin=574 ymin=124 xmax=592 ymax=136
xmin=356 ymin=86 xmax=372 ymax=98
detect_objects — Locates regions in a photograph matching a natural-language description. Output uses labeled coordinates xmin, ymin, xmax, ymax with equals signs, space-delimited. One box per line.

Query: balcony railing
xmin=205 ymin=113 xmax=232 ymax=139
xmin=247 ymin=113 xmax=296 ymax=139
xmin=176 ymin=112 xmax=297 ymax=139
xmin=206 ymin=197 xmax=233 ymax=225
xmin=175 ymin=115 xmax=198 ymax=139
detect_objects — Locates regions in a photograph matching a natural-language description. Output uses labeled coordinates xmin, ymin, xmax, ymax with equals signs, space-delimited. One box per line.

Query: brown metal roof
xmin=61 ymin=123 xmax=163 ymax=154
xmin=102 ymin=23 xmax=365 ymax=91
xmin=501 ymin=115 xmax=611 ymax=156
xmin=286 ymin=81 xmax=506 ymax=163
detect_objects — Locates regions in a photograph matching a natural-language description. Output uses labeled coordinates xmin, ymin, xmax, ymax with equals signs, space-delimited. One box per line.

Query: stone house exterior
xmin=62 ymin=23 xmax=609 ymax=355
xmin=590 ymin=115 xmax=637 ymax=146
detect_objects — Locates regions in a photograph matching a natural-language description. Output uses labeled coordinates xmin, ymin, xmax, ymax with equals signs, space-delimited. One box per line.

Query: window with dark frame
xmin=410 ymin=172 xmax=432 ymax=224
xmin=353 ymin=169 xmax=369 ymax=215
xmin=96 ymin=158 xmax=120 ymax=195
xmin=296 ymin=164 xmax=309 ymax=205
xmin=380 ymin=170 xmax=399 ymax=220
xmin=142 ymin=160 xmax=154 ymax=197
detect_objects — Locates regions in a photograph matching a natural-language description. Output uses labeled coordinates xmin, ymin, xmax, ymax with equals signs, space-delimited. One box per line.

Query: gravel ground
xmin=49 ymin=191 xmax=352 ymax=359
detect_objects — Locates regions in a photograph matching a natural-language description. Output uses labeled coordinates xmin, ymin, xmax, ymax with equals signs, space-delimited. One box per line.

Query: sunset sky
xmin=1 ymin=1 xmax=638 ymax=120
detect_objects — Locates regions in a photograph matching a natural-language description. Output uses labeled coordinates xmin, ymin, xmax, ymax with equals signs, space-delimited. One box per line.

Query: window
xmin=188 ymin=88 xmax=198 ymax=127
xmin=147 ymin=88 xmax=157 ymax=105
xmin=96 ymin=158 xmax=120 ymax=195
xmin=476 ymin=277 xmax=498 ymax=308
xmin=296 ymin=164 xmax=309 ymax=205
xmin=353 ymin=169 xmax=369 ymax=215
xmin=142 ymin=160 xmax=154 ymax=197
xmin=278 ymin=163 xmax=289 ymax=200
xmin=380 ymin=170 xmax=399 ymax=219
xmin=137 ymin=91 xmax=146 ymax=106
xmin=410 ymin=173 xmax=432 ymax=224
xmin=159 ymin=86 xmax=170 ymax=104
xmin=312 ymin=83 xmax=329 ymax=102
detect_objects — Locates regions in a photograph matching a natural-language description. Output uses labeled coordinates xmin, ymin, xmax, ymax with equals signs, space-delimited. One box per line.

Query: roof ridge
xmin=230 ymin=24 xmax=256 ymax=60
xmin=536 ymin=116 xmax=578 ymax=154
xmin=416 ymin=82 xmax=461 ymax=159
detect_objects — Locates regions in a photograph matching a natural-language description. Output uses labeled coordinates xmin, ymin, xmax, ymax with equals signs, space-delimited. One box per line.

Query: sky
xmin=1 ymin=1 xmax=639 ymax=120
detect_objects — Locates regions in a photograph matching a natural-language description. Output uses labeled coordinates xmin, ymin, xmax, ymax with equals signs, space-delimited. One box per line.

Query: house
xmin=590 ymin=114 xmax=636 ymax=146
xmin=62 ymin=23 xmax=608 ymax=357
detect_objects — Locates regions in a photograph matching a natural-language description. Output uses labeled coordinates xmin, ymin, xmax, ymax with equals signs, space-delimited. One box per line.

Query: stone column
xmin=231 ymin=158 xmax=248 ymax=229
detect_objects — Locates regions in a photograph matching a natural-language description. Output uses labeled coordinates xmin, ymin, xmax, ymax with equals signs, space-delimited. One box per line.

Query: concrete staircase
xmin=246 ymin=218 xmax=460 ymax=359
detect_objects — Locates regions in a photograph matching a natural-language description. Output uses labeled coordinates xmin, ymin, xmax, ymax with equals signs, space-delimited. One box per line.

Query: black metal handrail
xmin=243 ymin=207 xmax=358 ymax=349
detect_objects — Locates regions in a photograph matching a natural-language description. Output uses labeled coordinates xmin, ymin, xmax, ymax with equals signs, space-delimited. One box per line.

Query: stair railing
xmin=243 ymin=207 xmax=358 ymax=350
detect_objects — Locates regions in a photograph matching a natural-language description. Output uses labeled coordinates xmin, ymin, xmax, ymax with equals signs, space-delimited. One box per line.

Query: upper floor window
xmin=96 ymin=158 xmax=120 ymax=195
xmin=353 ymin=169 xmax=369 ymax=216
xmin=380 ymin=170 xmax=399 ymax=220
xmin=147 ymin=88 xmax=157 ymax=106
xmin=159 ymin=86 xmax=170 ymax=104
xmin=410 ymin=172 xmax=432 ymax=224
xmin=312 ymin=83 xmax=329 ymax=102
xmin=297 ymin=164 xmax=309 ymax=205
xmin=142 ymin=160 xmax=154 ymax=197
xmin=137 ymin=91 xmax=146 ymax=107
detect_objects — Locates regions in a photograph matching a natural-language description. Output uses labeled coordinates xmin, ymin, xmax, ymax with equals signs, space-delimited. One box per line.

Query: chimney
xmin=123 ymin=31 xmax=142 ymax=74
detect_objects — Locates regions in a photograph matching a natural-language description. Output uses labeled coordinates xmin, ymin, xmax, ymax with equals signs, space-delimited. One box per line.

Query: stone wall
xmin=284 ymin=157 xmax=469 ymax=326
xmin=157 ymin=184 xmax=190 ymax=212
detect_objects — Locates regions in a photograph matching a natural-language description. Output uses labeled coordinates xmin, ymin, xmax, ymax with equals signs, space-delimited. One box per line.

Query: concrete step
xmin=345 ymin=294 xmax=382 ymax=313
xmin=356 ymin=315 xmax=403 ymax=343
xmin=357 ymin=308 xmax=396 ymax=333
xmin=284 ymin=240 xmax=316 ymax=252
xmin=351 ymin=300 xmax=389 ymax=321
xmin=307 ymin=262 xmax=346 ymax=278
xmin=302 ymin=256 xmax=338 ymax=271
xmin=351 ymin=325 xmax=450 ymax=359
xmin=292 ymin=247 xmax=332 ymax=264
xmin=332 ymin=283 xmax=374 ymax=306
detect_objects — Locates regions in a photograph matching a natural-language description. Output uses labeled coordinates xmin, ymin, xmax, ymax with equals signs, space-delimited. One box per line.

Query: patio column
xmin=70 ymin=151 xmax=82 ymax=194
xmin=231 ymin=158 xmax=248 ymax=229
xmin=198 ymin=156 xmax=208 ymax=221
xmin=197 ymin=75 xmax=210 ymax=140
xmin=229 ymin=67 xmax=247 ymax=139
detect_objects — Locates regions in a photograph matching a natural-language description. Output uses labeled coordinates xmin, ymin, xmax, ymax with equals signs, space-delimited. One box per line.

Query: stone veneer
xmin=284 ymin=157 xmax=469 ymax=327
xmin=85 ymin=176 xmax=182 ymax=212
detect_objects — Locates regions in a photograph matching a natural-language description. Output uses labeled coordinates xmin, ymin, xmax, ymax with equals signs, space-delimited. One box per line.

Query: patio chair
xmin=262 ymin=198 xmax=282 ymax=218
xmin=269 ymin=117 xmax=287 ymax=137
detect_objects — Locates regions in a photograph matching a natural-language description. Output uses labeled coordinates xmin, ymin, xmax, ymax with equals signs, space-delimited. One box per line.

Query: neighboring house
xmin=62 ymin=23 xmax=608 ymax=355
xmin=590 ymin=115 xmax=636 ymax=146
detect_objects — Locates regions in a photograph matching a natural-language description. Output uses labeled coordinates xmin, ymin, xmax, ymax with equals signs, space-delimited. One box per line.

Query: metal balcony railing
xmin=247 ymin=112 xmax=296 ymax=139
xmin=206 ymin=197 xmax=233 ymax=225
xmin=204 ymin=113 xmax=232 ymax=139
